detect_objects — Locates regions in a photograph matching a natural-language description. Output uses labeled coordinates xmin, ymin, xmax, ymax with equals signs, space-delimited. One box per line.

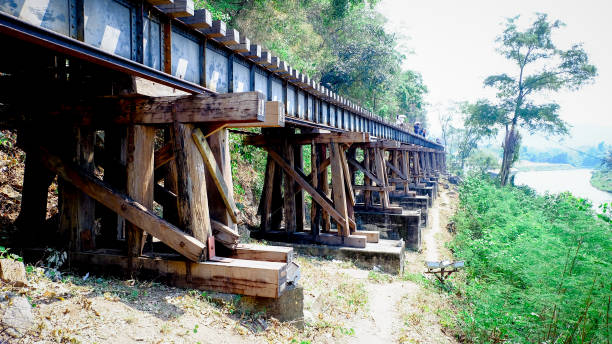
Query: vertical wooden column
xmin=172 ymin=123 xmax=211 ymax=251
xmin=125 ymin=125 xmax=155 ymax=259
xmin=100 ymin=126 xmax=127 ymax=244
xmin=15 ymin=132 xmax=56 ymax=243
xmin=205 ymin=129 xmax=235 ymax=228
xmin=401 ymin=150 xmax=410 ymax=193
xmin=282 ymin=139 xmax=296 ymax=233
xmin=374 ymin=148 xmax=390 ymax=209
xmin=363 ymin=148 xmax=372 ymax=207
xmin=294 ymin=145 xmax=305 ymax=231
xmin=310 ymin=140 xmax=320 ymax=237
xmin=260 ymin=157 xmax=276 ymax=232
xmin=329 ymin=143 xmax=349 ymax=236
xmin=319 ymin=144 xmax=331 ymax=232
xmin=58 ymin=126 xmax=96 ymax=251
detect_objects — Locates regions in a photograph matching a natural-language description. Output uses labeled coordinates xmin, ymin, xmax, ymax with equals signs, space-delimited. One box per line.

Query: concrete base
xmin=269 ymin=239 xmax=405 ymax=275
xmin=390 ymin=195 xmax=429 ymax=226
xmin=207 ymin=285 xmax=305 ymax=328
xmin=411 ymin=184 xmax=435 ymax=206
xmin=355 ymin=210 xmax=421 ymax=251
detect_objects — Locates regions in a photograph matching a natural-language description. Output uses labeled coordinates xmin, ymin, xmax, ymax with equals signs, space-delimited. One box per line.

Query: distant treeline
xmin=520 ymin=142 xmax=610 ymax=168
xmin=196 ymin=0 xmax=428 ymax=124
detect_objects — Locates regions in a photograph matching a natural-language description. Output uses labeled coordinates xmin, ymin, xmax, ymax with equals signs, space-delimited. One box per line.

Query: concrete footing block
xmin=355 ymin=210 xmax=421 ymax=251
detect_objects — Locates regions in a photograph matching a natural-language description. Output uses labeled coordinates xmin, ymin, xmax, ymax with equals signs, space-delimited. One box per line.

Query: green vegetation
xmin=198 ymin=0 xmax=428 ymax=123
xmin=450 ymin=176 xmax=612 ymax=343
xmin=465 ymin=14 xmax=597 ymax=185
xmin=591 ymin=169 xmax=612 ymax=193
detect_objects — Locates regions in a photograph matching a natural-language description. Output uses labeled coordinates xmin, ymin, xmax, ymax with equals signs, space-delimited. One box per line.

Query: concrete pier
xmin=355 ymin=210 xmax=421 ymax=251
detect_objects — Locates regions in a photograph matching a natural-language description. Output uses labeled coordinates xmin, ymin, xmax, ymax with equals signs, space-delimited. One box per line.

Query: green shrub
xmin=450 ymin=176 xmax=612 ymax=343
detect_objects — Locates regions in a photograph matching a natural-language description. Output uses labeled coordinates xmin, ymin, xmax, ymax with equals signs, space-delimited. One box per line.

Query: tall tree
xmin=466 ymin=14 xmax=597 ymax=185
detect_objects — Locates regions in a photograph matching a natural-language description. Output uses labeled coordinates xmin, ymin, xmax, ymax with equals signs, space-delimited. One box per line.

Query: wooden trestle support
xmin=246 ymin=131 xmax=446 ymax=249
xmin=8 ymin=72 xmax=296 ymax=298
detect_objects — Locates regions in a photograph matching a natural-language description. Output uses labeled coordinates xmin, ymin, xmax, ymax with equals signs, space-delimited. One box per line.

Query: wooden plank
xmin=294 ymin=144 xmax=305 ymax=231
xmin=319 ymin=145 xmax=331 ymax=232
xmin=201 ymin=20 xmax=225 ymax=38
xmin=146 ymin=0 xmax=173 ymax=6
xmin=310 ymin=140 xmax=320 ymax=236
xmin=70 ymin=252 xmax=287 ymax=298
xmin=192 ymin=128 xmax=239 ymax=223
xmin=39 ymin=148 xmax=206 ymax=262
xmin=179 ymin=9 xmax=212 ymax=29
xmin=347 ymin=157 xmax=384 ymax=186
xmin=243 ymin=44 xmax=261 ymax=59
xmin=260 ymin=157 xmax=275 ymax=231
xmin=228 ymin=101 xmax=285 ymax=128
xmin=374 ymin=148 xmax=390 ymax=208
xmin=228 ymin=244 xmax=293 ymax=263
xmin=172 ymin=123 xmax=211 ymax=247
xmin=329 ymin=143 xmax=349 ymax=236
xmin=157 ymin=0 xmax=194 ymax=18
xmin=317 ymin=233 xmax=366 ymax=248
xmin=353 ymin=185 xmax=394 ymax=192
xmin=244 ymin=132 xmax=369 ymax=146
xmin=255 ymin=50 xmax=272 ymax=66
xmin=231 ymin=36 xmax=250 ymax=53
xmin=266 ymin=149 xmax=349 ymax=233
xmin=154 ymin=142 xmax=174 ymax=169
xmin=386 ymin=161 xmax=407 ymax=180
xmin=101 ymin=127 xmax=127 ymax=243
xmin=210 ymin=219 xmax=239 ymax=249
xmin=217 ymin=28 xmax=239 ymax=46
xmin=355 ymin=230 xmax=379 ymax=243
xmin=126 ymin=126 xmax=155 ymax=259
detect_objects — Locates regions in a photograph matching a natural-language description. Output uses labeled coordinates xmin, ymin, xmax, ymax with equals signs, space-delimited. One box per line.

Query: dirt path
xmin=341 ymin=182 xmax=459 ymax=344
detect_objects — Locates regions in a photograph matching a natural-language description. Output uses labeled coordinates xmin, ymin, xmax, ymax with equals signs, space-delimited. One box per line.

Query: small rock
xmin=0 ymin=259 xmax=28 ymax=287
xmin=2 ymin=296 xmax=34 ymax=336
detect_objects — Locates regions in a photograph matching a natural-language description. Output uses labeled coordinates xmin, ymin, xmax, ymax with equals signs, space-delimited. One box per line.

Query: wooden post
xmin=319 ymin=144 xmax=331 ymax=232
xmin=329 ymin=143 xmax=349 ymax=236
xmin=100 ymin=126 xmax=127 ymax=244
xmin=282 ymin=139 xmax=296 ymax=232
xmin=401 ymin=150 xmax=410 ymax=193
xmin=294 ymin=144 xmax=305 ymax=231
xmin=374 ymin=148 xmax=390 ymax=209
xmin=310 ymin=140 xmax=320 ymax=236
xmin=260 ymin=156 xmax=275 ymax=231
xmin=15 ymin=137 xmax=56 ymax=243
xmin=126 ymin=125 xmax=155 ymax=259
xmin=172 ymin=122 xmax=211 ymax=250
xmin=363 ymin=148 xmax=371 ymax=207
xmin=58 ymin=126 xmax=96 ymax=251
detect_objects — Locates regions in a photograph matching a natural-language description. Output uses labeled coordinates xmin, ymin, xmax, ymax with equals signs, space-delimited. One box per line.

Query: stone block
xmin=0 ymin=259 xmax=27 ymax=287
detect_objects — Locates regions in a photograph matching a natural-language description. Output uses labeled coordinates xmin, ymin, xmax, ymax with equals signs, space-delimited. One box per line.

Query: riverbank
xmin=449 ymin=176 xmax=612 ymax=343
xmin=591 ymin=169 xmax=612 ymax=193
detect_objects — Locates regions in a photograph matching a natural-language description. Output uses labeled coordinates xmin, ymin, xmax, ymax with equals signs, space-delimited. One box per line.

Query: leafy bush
xmin=450 ymin=177 xmax=612 ymax=343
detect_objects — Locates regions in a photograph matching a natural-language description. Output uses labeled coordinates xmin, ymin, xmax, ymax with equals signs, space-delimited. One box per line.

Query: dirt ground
xmin=1 ymin=132 xmax=462 ymax=343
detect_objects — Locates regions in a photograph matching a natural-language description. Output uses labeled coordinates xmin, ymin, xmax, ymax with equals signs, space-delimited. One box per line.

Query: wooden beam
xmin=339 ymin=147 xmax=355 ymax=206
xmin=70 ymin=251 xmax=290 ymax=298
xmin=228 ymin=101 xmax=285 ymax=128
xmin=243 ymin=44 xmax=261 ymax=59
xmin=355 ymin=230 xmax=379 ymax=243
xmin=179 ymin=9 xmax=212 ymax=29
xmin=282 ymin=140 xmax=297 ymax=232
xmin=154 ymin=142 xmax=174 ymax=169
xmin=266 ymin=149 xmax=350 ymax=233
xmin=146 ymin=0 xmax=172 ymax=5
xmin=353 ymin=185 xmax=394 ymax=192
xmin=217 ymin=29 xmax=239 ymax=46
xmin=330 ymin=143 xmax=350 ymax=236
xmin=244 ymin=132 xmax=369 ymax=146
xmin=39 ymin=148 xmax=206 ymax=262
xmin=172 ymin=123 xmax=212 ymax=247
xmin=228 ymin=244 xmax=293 ymax=264
xmin=201 ymin=20 xmax=225 ymax=38
xmin=231 ymin=36 xmax=250 ymax=53
xmin=157 ymin=0 xmax=194 ymax=17
xmin=386 ymin=160 xmax=407 ymax=180
xmin=347 ymin=157 xmax=384 ymax=186
xmin=126 ymin=126 xmax=155 ymax=259
xmin=192 ymin=128 xmax=239 ymax=223
xmin=317 ymin=233 xmax=366 ymax=248
xmin=210 ymin=219 xmax=239 ymax=249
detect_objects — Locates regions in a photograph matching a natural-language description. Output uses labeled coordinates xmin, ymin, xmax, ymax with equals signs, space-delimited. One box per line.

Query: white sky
xmin=377 ymin=0 xmax=612 ymax=149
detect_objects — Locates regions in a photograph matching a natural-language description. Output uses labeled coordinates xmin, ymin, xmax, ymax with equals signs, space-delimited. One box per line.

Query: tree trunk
xmin=499 ymin=126 xmax=520 ymax=186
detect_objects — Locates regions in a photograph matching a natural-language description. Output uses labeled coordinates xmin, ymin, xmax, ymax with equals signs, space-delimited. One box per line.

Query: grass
xmin=591 ymin=169 xmax=612 ymax=193
xmin=449 ymin=176 xmax=612 ymax=343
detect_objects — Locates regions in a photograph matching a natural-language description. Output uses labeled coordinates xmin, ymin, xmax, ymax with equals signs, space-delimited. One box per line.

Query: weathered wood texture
xmin=39 ymin=148 xmax=207 ymax=262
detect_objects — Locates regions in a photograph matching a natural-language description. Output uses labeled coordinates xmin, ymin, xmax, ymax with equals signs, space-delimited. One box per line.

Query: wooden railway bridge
xmin=0 ymin=0 xmax=445 ymax=299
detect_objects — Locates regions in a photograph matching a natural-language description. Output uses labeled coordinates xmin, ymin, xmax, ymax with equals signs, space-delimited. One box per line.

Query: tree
xmin=438 ymin=112 xmax=453 ymax=146
xmin=466 ymin=14 xmax=597 ymax=185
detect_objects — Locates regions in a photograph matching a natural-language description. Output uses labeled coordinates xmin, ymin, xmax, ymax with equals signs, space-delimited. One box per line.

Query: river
xmin=514 ymin=168 xmax=612 ymax=209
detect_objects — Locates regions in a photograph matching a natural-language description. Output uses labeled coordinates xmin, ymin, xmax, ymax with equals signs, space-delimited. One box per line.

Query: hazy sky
xmin=377 ymin=0 xmax=612 ymax=149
